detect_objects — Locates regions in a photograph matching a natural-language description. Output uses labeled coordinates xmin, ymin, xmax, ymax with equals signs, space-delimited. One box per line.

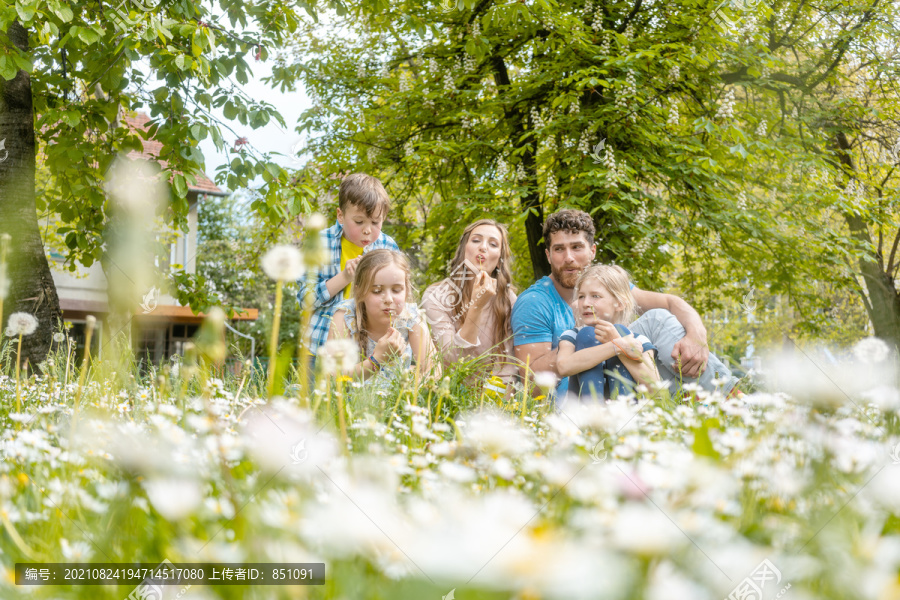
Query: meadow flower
xmin=610 ymin=504 xmax=685 ymax=556
xmin=261 ymin=245 xmax=304 ymax=281
xmin=142 ymin=477 xmax=202 ymax=520
xmin=462 ymin=410 xmax=535 ymax=456
xmin=321 ymin=338 xmax=359 ymax=374
xmin=242 ymin=400 xmax=338 ymax=477
xmin=60 ymin=538 xmax=93 ymax=561
xmin=533 ymin=371 xmax=558 ymax=392
xmin=6 ymin=312 xmax=38 ymax=336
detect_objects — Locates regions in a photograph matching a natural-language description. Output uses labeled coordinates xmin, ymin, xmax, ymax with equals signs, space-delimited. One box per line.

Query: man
xmin=512 ymin=209 xmax=738 ymax=398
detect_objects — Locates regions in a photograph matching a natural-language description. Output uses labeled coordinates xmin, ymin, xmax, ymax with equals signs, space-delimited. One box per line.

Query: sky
xmin=195 ymin=60 xmax=312 ymax=191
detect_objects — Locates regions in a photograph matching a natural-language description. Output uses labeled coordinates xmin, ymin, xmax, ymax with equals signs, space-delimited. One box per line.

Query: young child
xmin=556 ymin=265 xmax=659 ymax=400
xmin=299 ymin=173 xmax=399 ymax=366
xmin=325 ymin=250 xmax=440 ymax=384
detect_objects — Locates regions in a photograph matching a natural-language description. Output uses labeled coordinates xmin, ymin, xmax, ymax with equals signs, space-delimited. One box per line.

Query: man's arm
xmin=631 ymin=288 xmax=709 ymax=378
xmin=514 ymin=342 xmax=557 ymax=377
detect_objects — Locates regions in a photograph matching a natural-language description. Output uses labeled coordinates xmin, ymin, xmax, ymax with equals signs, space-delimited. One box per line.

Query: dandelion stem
xmin=297 ymin=268 xmax=317 ymax=408
xmin=63 ymin=339 xmax=72 ymax=404
xmin=335 ymin=380 xmax=349 ymax=452
xmin=73 ymin=319 xmax=96 ymax=425
xmin=266 ymin=280 xmax=285 ymax=398
xmin=14 ymin=334 xmax=23 ymax=416
xmin=434 ymin=387 xmax=445 ymax=424
xmin=0 ymin=233 xmax=8 ymax=372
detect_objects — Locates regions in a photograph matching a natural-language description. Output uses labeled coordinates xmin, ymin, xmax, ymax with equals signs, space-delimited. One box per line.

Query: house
xmin=50 ymin=112 xmax=258 ymax=365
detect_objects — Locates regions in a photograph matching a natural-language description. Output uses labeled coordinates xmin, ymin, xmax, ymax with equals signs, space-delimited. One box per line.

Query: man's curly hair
xmin=542 ymin=209 xmax=596 ymax=245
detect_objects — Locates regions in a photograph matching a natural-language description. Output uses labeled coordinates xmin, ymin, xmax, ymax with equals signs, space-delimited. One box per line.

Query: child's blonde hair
xmin=351 ymin=249 xmax=414 ymax=358
xmin=572 ymin=264 xmax=637 ymax=325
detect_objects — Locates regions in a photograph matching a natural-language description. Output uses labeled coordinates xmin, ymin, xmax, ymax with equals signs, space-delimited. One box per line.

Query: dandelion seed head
xmin=853 ymin=337 xmax=891 ymax=363
xmin=307 ymin=213 xmax=327 ymax=231
xmin=6 ymin=312 xmax=38 ymax=337
xmin=262 ymin=245 xmax=304 ymax=281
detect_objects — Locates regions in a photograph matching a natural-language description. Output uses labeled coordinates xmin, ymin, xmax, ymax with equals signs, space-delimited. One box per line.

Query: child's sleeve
xmin=635 ymin=334 xmax=657 ymax=356
xmin=297 ymin=229 xmax=341 ymax=311
xmin=558 ymin=329 xmax=577 ymax=345
xmin=298 ymin=266 xmax=338 ymax=311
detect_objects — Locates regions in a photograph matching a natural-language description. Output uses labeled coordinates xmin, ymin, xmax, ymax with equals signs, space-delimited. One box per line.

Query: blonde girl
xmin=326 ymin=249 xmax=440 ymax=382
xmin=556 ymin=265 xmax=659 ymax=400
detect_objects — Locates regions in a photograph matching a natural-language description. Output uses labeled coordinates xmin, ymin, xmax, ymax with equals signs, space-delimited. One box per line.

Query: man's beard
xmin=551 ymin=262 xmax=582 ymax=288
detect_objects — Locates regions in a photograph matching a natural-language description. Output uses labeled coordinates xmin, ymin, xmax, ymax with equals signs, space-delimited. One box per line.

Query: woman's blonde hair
xmin=446 ymin=219 xmax=514 ymax=348
xmin=573 ymin=264 xmax=637 ymax=325
xmin=351 ymin=249 xmax=414 ymax=358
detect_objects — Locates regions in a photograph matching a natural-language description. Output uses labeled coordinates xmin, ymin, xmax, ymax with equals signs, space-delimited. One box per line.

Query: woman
xmin=421 ymin=219 xmax=518 ymax=385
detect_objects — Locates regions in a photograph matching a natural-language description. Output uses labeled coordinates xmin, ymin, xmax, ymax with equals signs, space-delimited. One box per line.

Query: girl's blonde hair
xmin=446 ymin=219 xmax=515 ymax=348
xmin=572 ymin=264 xmax=637 ymax=325
xmin=351 ymin=249 xmax=414 ymax=358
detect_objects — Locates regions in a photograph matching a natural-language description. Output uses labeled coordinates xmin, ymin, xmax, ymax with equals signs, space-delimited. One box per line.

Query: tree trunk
xmin=490 ymin=54 xmax=549 ymax=280
xmin=833 ymin=131 xmax=900 ymax=349
xmin=0 ymin=21 xmax=62 ymax=370
xmin=520 ymin=149 xmax=549 ymax=280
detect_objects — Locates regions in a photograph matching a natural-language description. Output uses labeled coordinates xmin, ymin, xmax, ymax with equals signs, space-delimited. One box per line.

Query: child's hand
xmin=612 ymin=334 xmax=645 ymax=361
xmin=373 ymin=327 xmax=405 ymax=363
xmin=593 ymin=320 xmax=621 ymax=344
xmin=343 ymin=257 xmax=362 ymax=281
xmin=470 ymin=271 xmax=498 ymax=311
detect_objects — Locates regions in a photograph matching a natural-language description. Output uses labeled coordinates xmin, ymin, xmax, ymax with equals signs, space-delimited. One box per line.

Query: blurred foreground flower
xmin=853 ymin=337 xmax=891 ymax=363
xmin=764 ymin=348 xmax=899 ymax=409
xmin=462 ymin=410 xmax=535 ymax=456
xmin=262 ymin=245 xmax=304 ymax=281
xmin=302 ymin=213 xmax=328 ymax=268
xmin=142 ymin=477 xmax=202 ymax=520
xmin=242 ymin=399 xmax=338 ymax=478
xmin=534 ymin=370 xmax=558 ymax=392
xmin=321 ymin=338 xmax=359 ymax=374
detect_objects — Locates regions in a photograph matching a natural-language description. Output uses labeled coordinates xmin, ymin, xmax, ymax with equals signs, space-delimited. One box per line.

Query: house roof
xmin=123 ymin=112 xmax=227 ymax=196
xmin=59 ymin=297 xmax=259 ymax=322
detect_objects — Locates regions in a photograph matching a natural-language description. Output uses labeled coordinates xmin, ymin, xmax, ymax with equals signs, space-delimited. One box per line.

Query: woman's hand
xmin=469 ymin=271 xmax=498 ymax=312
xmin=373 ymin=327 xmax=405 ymax=363
xmin=593 ymin=320 xmax=621 ymax=344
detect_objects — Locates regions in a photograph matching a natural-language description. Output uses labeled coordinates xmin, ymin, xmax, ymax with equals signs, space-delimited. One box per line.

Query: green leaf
xmin=173 ymin=173 xmax=188 ymax=198
xmin=51 ymin=2 xmax=74 ymax=22
xmin=76 ymin=26 xmax=100 ymax=45
xmin=728 ymin=143 xmax=748 ymax=159
xmin=0 ymin=56 xmax=16 ymax=81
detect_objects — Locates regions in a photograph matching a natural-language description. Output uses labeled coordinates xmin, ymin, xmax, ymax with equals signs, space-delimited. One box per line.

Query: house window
xmin=134 ymin=323 xmax=166 ymax=369
xmin=167 ymin=323 xmax=199 ymax=358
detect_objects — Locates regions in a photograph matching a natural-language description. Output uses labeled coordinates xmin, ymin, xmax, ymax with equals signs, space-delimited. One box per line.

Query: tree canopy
xmin=274 ymin=0 xmax=900 ymax=346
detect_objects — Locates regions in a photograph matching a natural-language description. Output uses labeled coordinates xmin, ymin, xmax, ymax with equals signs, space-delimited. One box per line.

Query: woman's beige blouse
xmin=421 ymin=279 xmax=518 ymax=384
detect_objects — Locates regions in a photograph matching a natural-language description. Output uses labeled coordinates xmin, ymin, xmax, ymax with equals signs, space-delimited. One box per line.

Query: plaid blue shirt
xmin=298 ymin=222 xmax=400 ymax=355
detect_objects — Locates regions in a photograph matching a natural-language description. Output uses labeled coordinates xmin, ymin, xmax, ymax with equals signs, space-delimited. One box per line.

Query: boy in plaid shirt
xmin=299 ymin=173 xmax=399 ymax=362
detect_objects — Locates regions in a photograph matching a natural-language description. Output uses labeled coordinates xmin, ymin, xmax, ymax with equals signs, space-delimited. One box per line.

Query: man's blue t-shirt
xmin=511 ymin=276 xmax=575 ymax=397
